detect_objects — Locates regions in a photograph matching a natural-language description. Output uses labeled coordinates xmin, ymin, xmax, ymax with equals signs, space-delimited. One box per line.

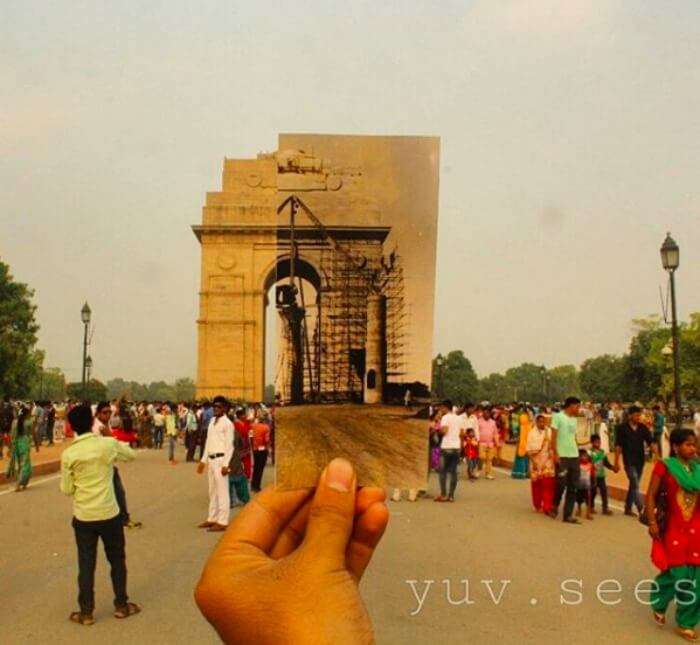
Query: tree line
xmin=432 ymin=314 xmax=700 ymax=405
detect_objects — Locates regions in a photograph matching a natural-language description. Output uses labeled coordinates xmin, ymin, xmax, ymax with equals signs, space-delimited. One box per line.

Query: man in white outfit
xmin=196 ymin=396 xmax=234 ymax=532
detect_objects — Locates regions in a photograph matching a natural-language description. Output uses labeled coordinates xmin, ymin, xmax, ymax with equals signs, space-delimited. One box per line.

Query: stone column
xmin=363 ymin=294 xmax=386 ymax=404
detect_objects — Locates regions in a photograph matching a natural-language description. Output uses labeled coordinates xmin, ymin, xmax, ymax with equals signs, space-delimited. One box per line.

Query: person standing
xmin=511 ymin=406 xmax=531 ymax=479
xmin=435 ymin=400 xmax=466 ymax=502
xmin=614 ymin=404 xmax=656 ymax=517
xmin=551 ymin=396 xmax=582 ymax=524
xmin=164 ymin=405 xmax=178 ymax=465
xmin=61 ymin=404 xmax=141 ymax=626
xmin=526 ymin=414 xmax=555 ymax=513
xmin=233 ymin=408 xmax=252 ymax=480
xmin=652 ymin=405 xmax=666 ymax=456
xmin=197 ymin=396 xmax=234 ymax=532
xmin=197 ymin=401 xmax=214 ymax=462
xmin=185 ymin=405 xmax=199 ymax=462
xmin=93 ymin=402 xmax=141 ymax=529
xmin=228 ymin=428 xmax=251 ymax=507
xmin=0 ymin=396 xmax=14 ymax=459
xmin=590 ymin=433 xmax=614 ymax=515
xmin=477 ymin=407 xmax=499 ymax=480
xmin=152 ymin=407 xmax=165 ymax=449
xmin=250 ymin=415 xmax=271 ymax=492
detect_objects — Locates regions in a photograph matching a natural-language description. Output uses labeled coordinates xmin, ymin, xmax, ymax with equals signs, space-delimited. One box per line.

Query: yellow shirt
xmin=60 ymin=433 xmax=135 ymax=521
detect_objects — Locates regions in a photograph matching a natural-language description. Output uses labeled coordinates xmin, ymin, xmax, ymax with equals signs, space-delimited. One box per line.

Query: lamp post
xmin=435 ymin=355 xmax=445 ymax=399
xmin=81 ymin=302 xmax=91 ymax=400
xmin=660 ymin=233 xmax=682 ymax=430
xmin=85 ymin=355 xmax=93 ymax=384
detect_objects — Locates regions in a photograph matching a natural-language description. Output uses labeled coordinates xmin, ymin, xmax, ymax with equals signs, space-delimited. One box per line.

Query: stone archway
xmin=193 ymin=149 xmax=399 ymax=403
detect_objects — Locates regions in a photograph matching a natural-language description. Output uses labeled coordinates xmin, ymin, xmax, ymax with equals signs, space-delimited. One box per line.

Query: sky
xmin=2 ymin=0 xmax=699 ymax=385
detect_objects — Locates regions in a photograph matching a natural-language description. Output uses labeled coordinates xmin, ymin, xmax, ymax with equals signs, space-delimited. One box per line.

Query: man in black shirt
xmin=613 ymin=405 xmax=656 ymax=517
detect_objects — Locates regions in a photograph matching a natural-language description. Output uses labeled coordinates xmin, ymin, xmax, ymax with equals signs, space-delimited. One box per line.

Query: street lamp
xmin=435 ymin=355 xmax=445 ymax=399
xmin=81 ymin=302 xmax=91 ymax=400
xmin=85 ymin=355 xmax=93 ymax=383
xmin=660 ymin=233 xmax=682 ymax=429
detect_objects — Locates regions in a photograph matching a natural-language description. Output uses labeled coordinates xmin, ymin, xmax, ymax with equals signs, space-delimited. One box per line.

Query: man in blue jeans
xmin=613 ymin=404 xmax=656 ymax=517
xmin=435 ymin=400 xmax=466 ymax=502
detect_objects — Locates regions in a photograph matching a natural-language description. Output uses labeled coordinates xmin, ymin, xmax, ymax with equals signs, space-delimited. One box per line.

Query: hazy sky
xmin=2 ymin=1 xmax=699 ymax=385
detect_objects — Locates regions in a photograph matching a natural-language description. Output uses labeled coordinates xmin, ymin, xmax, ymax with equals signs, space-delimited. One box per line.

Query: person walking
xmin=551 ymin=397 xmax=583 ymax=524
xmin=435 ymin=400 xmax=466 ymax=502
xmin=61 ymin=404 xmax=141 ymax=626
xmin=250 ymin=415 xmax=271 ymax=492
xmin=197 ymin=396 xmax=234 ymax=532
xmin=614 ymin=404 xmax=656 ymax=517
xmin=6 ymin=405 xmax=32 ymax=491
xmin=646 ymin=428 xmax=700 ymax=641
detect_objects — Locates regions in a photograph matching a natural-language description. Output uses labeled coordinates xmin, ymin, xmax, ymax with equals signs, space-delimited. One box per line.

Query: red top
xmin=251 ymin=422 xmax=271 ymax=451
xmin=652 ymin=461 xmax=700 ymax=569
xmin=234 ymin=419 xmax=250 ymax=439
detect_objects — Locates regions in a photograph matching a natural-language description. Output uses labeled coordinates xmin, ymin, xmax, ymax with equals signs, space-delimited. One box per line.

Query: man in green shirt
xmin=550 ymin=396 xmax=582 ymax=524
xmin=61 ymin=404 xmax=141 ymax=626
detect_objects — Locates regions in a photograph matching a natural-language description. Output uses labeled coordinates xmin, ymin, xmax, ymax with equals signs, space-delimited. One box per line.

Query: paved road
xmin=0 ymin=448 xmax=681 ymax=644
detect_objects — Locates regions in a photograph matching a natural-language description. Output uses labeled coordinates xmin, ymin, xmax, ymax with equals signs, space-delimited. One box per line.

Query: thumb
xmin=301 ymin=458 xmax=357 ymax=568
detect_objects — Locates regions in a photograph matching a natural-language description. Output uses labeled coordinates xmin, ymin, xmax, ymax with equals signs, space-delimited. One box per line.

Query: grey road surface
xmin=0 ymin=449 xmax=677 ymax=644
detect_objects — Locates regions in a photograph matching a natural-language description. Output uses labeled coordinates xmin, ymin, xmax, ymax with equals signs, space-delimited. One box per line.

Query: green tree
xmin=66 ymin=379 xmax=107 ymax=402
xmin=546 ymin=364 xmax=582 ymax=401
xmin=624 ymin=316 xmax=669 ymax=401
xmin=503 ymin=363 xmax=549 ymax=402
xmin=479 ymin=373 xmax=511 ymax=403
xmin=431 ymin=351 xmax=479 ymax=402
xmin=0 ymin=261 xmax=41 ymax=397
xmin=31 ymin=366 xmax=67 ymax=400
xmin=579 ymin=355 xmax=626 ymax=401
xmin=146 ymin=381 xmax=176 ymax=401
xmin=174 ymin=377 xmax=196 ymax=401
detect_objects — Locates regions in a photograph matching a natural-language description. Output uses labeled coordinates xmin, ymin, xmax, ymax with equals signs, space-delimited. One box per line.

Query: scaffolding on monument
xmin=276 ymin=195 xmax=408 ymax=404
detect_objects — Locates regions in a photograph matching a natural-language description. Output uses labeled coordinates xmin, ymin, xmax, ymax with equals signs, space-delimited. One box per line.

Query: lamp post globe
xmin=81 ymin=302 xmax=92 ymax=325
xmin=660 ymin=233 xmax=680 ymax=272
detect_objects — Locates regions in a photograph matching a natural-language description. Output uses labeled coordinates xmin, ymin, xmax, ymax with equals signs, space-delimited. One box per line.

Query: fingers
xmin=215 ymin=486 xmax=313 ymax=557
xmin=356 ymin=486 xmax=386 ymax=514
xmin=269 ymin=498 xmax=312 ymax=559
xmin=301 ymin=458 xmax=357 ymax=568
xmin=346 ymin=501 xmax=389 ymax=580
xmin=269 ymin=486 xmax=387 ymax=559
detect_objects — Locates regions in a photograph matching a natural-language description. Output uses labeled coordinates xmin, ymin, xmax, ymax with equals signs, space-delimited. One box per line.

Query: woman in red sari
xmin=646 ymin=428 xmax=700 ymax=642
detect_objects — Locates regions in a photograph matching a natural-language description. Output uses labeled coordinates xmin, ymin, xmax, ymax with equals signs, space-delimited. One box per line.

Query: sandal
xmin=69 ymin=611 xmax=95 ymax=626
xmin=114 ymin=602 xmax=141 ymax=619
xmin=676 ymin=627 xmax=698 ymax=642
xmin=652 ymin=610 xmax=666 ymax=626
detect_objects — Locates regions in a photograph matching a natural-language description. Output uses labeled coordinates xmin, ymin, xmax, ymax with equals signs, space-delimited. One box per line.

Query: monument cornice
xmin=192 ymin=224 xmax=390 ymax=243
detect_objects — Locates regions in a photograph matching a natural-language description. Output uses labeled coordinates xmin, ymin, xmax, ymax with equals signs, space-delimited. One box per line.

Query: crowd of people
xmin=4 ymin=392 xmax=700 ymax=638
xmin=0 ymin=396 xmax=274 ymax=501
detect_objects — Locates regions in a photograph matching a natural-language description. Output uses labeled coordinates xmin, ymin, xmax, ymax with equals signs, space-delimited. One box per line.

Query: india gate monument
xmin=193 ymin=134 xmax=440 ymax=405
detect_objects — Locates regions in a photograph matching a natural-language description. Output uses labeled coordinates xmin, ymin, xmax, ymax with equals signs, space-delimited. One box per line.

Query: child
xmin=590 ymin=433 xmax=614 ymax=515
xmin=576 ymin=449 xmax=595 ymax=520
xmin=465 ymin=428 xmax=479 ymax=481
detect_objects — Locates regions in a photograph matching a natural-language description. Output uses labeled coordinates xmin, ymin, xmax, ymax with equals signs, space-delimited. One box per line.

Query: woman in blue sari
xmin=6 ymin=406 xmax=32 ymax=491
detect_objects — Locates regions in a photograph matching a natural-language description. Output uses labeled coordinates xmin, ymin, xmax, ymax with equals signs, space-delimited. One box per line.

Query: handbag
xmin=639 ymin=482 xmax=668 ymax=535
